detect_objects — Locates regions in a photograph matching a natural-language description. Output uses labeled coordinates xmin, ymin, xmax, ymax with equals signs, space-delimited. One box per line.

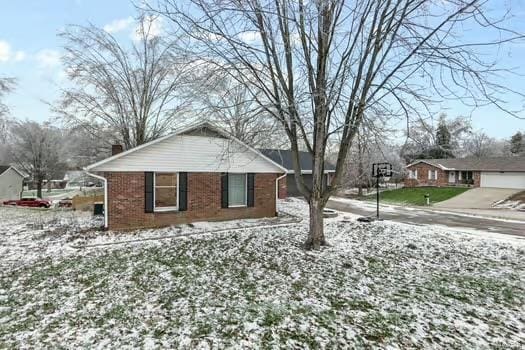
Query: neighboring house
xmin=0 ymin=165 xmax=26 ymax=201
xmin=405 ymin=157 xmax=525 ymax=189
xmin=85 ymin=122 xmax=287 ymax=230
xmin=64 ymin=170 xmax=99 ymax=188
xmin=259 ymin=149 xmax=336 ymax=198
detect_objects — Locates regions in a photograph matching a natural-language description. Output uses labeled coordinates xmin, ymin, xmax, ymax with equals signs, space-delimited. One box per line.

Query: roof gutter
xmin=84 ymin=170 xmax=108 ymax=230
xmin=275 ymin=172 xmax=287 ymax=215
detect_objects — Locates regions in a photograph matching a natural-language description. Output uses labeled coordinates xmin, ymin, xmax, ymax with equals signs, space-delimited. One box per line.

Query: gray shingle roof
xmin=411 ymin=157 xmax=525 ymax=172
xmin=259 ymin=149 xmax=336 ymax=172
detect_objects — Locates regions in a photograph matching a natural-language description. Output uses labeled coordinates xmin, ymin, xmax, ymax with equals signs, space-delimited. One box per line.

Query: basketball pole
xmin=376 ymin=173 xmax=380 ymax=219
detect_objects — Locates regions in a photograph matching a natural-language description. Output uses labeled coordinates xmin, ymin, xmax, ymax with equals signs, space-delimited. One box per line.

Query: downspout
xmin=275 ymin=172 xmax=287 ymax=216
xmin=84 ymin=171 xmax=108 ymax=230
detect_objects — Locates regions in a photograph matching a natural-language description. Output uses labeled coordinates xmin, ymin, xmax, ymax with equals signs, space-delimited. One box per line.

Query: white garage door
xmin=480 ymin=172 xmax=525 ymax=189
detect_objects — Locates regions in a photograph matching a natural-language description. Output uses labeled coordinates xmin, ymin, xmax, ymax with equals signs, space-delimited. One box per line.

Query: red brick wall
xmin=105 ymin=172 xmax=278 ymax=231
xmin=404 ymin=163 xmax=448 ymax=187
xmin=278 ymin=177 xmax=287 ymax=199
xmin=405 ymin=164 xmax=482 ymax=188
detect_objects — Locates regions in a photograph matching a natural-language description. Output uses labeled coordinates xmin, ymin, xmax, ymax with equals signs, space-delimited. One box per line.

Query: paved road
xmin=327 ymin=199 xmax=525 ymax=238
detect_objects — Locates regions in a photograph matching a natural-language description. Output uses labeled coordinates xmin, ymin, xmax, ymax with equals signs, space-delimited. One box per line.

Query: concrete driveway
xmin=327 ymin=198 xmax=525 ymax=238
xmin=434 ymin=187 xmax=522 ymax=209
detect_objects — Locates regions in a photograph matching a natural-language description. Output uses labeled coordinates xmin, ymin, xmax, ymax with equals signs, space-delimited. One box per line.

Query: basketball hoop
xmin=372 ymin=163 xmax=393 ymax=178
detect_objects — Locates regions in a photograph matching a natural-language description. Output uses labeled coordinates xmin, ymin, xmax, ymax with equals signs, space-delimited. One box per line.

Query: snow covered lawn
xmin=1 ymin=200 xmax=524 ymax=348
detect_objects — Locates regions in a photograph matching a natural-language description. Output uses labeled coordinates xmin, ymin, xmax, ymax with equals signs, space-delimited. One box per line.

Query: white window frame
xmin=154 ymin=172 xmax=179 ymax=212
xmin=409 ymin=169 xmax=418 ymax=179
xmin=228 ymin=173 xmax=248 ymax=208
xmin=429 ymin=169 xmax=438 ymax=180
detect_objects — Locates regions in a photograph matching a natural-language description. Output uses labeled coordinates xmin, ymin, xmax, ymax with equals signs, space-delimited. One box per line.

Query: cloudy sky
xmin=0 ymin=0 xmax=525 ymax=139
xmin=0 ymin=0 xmax=137 ymax=124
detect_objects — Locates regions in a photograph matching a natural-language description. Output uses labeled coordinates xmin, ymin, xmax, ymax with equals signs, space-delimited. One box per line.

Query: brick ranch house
xmin=405 ymin=157 xmax=525 ymax=189
xmin=259 ymin=149 xmax=335 ymax=198
xmin=85 ymin=123 xmax=287 ymax=231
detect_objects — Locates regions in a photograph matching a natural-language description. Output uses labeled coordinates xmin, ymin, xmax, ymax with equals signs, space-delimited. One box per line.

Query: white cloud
xmin=0 ymin=40 xmax=10 ymax=62
xmin=0 ymin=41 xmax=26 ymax=63
xmin=14 ymin=51 xmax=26 ymax=62
xmin=132 ymin=16 xmax=163 ymax=42
xmin=103 ymin=17 xmax=134 ymax=34
xmin=35 ymin=49 xmax=61 ymax=67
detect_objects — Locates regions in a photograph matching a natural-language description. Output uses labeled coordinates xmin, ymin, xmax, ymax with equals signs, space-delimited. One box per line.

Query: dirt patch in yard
xmin=508 ymin=190 xmax=525 ymax=202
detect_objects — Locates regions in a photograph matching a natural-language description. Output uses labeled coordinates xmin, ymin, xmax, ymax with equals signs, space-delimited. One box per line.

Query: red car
xmin=3 ymin=198 xmax=52 ymax=208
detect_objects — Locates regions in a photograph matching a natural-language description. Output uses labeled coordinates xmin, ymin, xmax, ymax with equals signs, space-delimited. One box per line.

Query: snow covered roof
xmin=407 ymin=157 xmax=525 ymax=172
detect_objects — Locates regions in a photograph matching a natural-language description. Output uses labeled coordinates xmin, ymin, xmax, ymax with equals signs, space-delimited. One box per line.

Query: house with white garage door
xmin=404 ymin=157 xmax=525 ymax=189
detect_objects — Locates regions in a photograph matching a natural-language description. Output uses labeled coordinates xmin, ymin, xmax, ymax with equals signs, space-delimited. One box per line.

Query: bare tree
xmin=401 ymin=114 xmax=472 ymax=162
xmin=62 ymin=123 xmax=114 ymax=168
xmin=461 ymin=130 xmax=498 ymax=158
xmin=345 ymin=117 xmax=403 ymax=196
xmin=150 ymin=0 xmax=524 ymax=249
xmin=191 ymin=71 xmax=282 ymax=147
xmin=0 ymin=77 xmax=16 ymax=142
xmin=8 ymin=121 xmax=65 ymax=199
xmin=345 ymin=117 xmax=388 ymax=196
xmin=56 ymin=16 xmax=193 ymax=149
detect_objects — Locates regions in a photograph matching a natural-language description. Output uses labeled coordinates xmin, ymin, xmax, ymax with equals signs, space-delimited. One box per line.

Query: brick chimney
xmin=112 ymin=144 xmax=123 ymax=156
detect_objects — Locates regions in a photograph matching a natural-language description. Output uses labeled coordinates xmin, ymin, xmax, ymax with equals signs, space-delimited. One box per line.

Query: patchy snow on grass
xmin=0 ymin=199 xmax=524 ymax=349
xmin=494 ymin=199 xmax=525 ymax=211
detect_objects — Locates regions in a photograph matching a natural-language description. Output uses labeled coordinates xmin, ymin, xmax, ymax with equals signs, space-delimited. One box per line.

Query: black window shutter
xmin=247 ymin=173 xmax=255 ymax=207
xmin=145 ymin=172 xmax=154 ymax=213
xmin=221 ymin=173 xmax=229 ymax=208
xmin=179 ymin=172 xmax=188 ymax=211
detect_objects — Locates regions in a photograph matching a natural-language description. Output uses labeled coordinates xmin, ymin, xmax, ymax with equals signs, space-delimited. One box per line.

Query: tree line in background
xmin=1 ymin=1 xmax=525 ymax=249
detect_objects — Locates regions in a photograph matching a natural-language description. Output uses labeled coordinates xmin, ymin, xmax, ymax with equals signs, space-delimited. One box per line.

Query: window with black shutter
xmin=247 ymin=173 xmax=255 ymax=207
xmin=221 ymin=173 xmax=229 ymax=208
xmin=144 ymin=172 xmax=154 ymax=213
xmin=178 ymin=172 xmax=188 ymax=211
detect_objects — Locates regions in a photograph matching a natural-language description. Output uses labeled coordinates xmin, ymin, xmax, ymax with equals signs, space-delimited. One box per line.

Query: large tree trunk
xmin=36 ymin=179 xmax=43 ymax=199
xmin=304 ymin=198 xmax=327 ymax=250
xmin=357 ymin=133 xmax=364 ymax=197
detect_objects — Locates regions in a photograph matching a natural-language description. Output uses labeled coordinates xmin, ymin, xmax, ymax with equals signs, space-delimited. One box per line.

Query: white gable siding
xmin=90 ymin=135 xmax=283 ymax=173
xmin=0 ymin=168 xmax=24 ymax=200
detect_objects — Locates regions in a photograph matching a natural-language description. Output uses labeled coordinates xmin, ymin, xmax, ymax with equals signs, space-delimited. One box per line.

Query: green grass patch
xmin=373 ymin=187 xmax=470 ymax=206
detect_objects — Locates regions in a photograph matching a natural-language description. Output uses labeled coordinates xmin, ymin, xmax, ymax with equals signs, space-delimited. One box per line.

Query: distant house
xmin=0 ymin=166 xmax=25 ymax=200
xmin=64 ymin=170 xmax=95 ymax=188
xmin=405 ymin=157 xmax=525 ymax=189
xmin=259 ymin=149 xmax=336 ymax=198
xmin=85 ymin=122 xmax=287 ymax=230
